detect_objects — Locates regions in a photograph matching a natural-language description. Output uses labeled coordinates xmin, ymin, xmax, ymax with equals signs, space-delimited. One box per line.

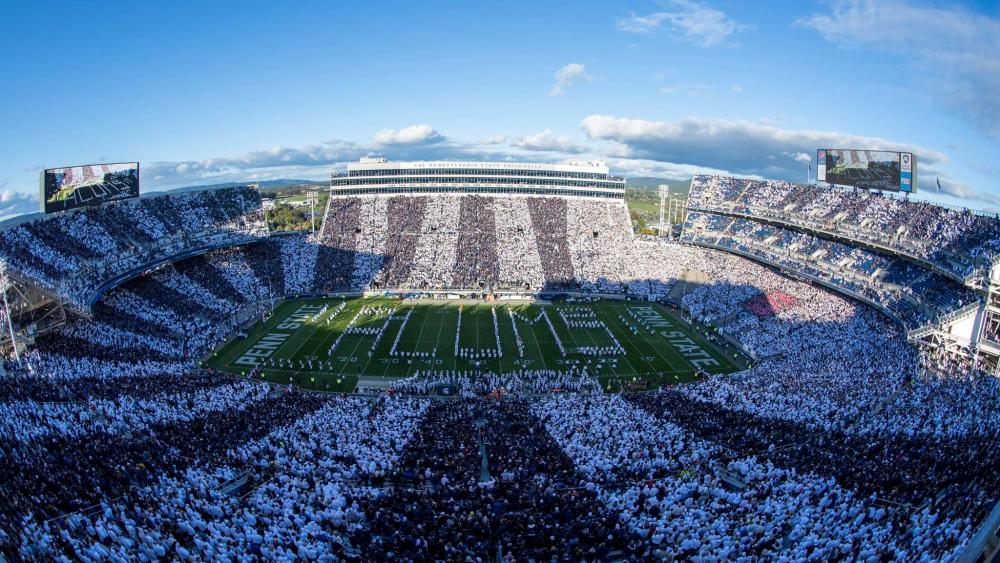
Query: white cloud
xmin=798 ymin=0 xmax=1000 ymax=139
xmin=730 ymin=84 xmax=743 ymax=93
xmin=136 ymin=126 xmax=597 ymax=191
xmin=0 ymin=188 xmax=39 ymax=222
xmin=66 ymin=112 xmax=985 ymax=212
xmin=608 ymin=157 xmax=748 ymax=181
xmin=579 ymin=114 xmax=983 ymax=199
xmin=549 ymin=63 xmax=592 ymax=96
xmin=616 ymin=1 xmax=751 ymax=47
xmin=373 ymin=124 xmax=444 ymax=146
xmin=617 ymin=12 xmax=673 ymax=34
xmin=142 ymin=125 xmax=449 ymax=187
xmin=660 ymin=83 xmax=712 ymax=96
xmin=140 ymin=137 xmax=441 ymax=190
xmin=512 ymin=130 xmax=588 ymax=153
xmin=932 ymin=175 xmax=994 ymax=203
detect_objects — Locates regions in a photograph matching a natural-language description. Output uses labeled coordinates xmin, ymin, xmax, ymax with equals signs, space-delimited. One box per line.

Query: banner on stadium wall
xmin=40 ymin=162 xmax=140 ymax=213
xmin=816 ymin=149 xmax=915 ymax=193
xmin=899 ymin=152 xmax=913 ymax=193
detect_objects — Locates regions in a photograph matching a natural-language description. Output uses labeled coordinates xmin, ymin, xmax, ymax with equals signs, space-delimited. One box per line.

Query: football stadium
xmin=3 ymin=157 xmax=1000 ymax=561
xmin=3 ymin=2 xmax=1000 ymax=561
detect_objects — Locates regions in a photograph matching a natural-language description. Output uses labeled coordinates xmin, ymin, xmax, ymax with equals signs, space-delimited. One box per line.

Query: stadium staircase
xmin=905 ymin=325 xmax=937 ymax=341
xmin=0 ymin=268 xmax=76 ymax=351
xmin=667 ymin=270 xmax=709 ymax=303
xmin=714 ymin=310 xmax=743 ymax=330
xmin=478 ymin=442 xmax=491 ymax=483
xmin=907 ymin=300 xmax=981 ymax=341
xmin=846 ymin=387 xmax=905 ymax=433
xmin=717 ymin=468 xmax=747 ymax=491
xmin=474 ymin=417 xmax=491 ymax=483
xmin=1 ymin=267 xmax=76 ymax=312
xmin=218 ymin=469 xmax=253 ymax=496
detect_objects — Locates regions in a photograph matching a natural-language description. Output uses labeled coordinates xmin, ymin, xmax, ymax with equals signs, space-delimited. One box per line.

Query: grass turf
xmin=205 ymin=297 xmax=744 ymax=392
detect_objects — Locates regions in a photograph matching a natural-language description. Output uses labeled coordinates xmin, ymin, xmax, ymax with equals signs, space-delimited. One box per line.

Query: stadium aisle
xmin=354 ymin=399 xmax=635 ymax=560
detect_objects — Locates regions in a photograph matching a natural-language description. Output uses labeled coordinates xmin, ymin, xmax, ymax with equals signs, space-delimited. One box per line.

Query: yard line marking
xmin=520 ymin=304 xmax=553 ymax=371
xmin=601 ymin=304 xmax=678 ymax=374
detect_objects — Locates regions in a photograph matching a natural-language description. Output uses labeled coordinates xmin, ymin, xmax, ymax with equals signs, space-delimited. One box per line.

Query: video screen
xmin=42 ymin=162 xmax=139 ymax=213
xmin=817 ymin=149 xmax=913 ymax=193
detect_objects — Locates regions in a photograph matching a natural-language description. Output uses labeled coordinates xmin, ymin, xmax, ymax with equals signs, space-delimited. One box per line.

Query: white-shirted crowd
xmin=688 ymin=175 xmax=1000 ymax=284
xmin=380 ymin=367 xmax=601 ymax=397
xmin=13 ymin=394 xmax=427 ymax=560
xmin=0 ymin=186 xmax=267 ymax=308
xmin=2 ymin=188 xmax=999 ymax=559
xmin=682 ymin=208 xmax=976 ymax=329
xmin=296 ymin=193 xmax=657 ymax=293
xmin=535 ymin=394 xmax=971 ymax=561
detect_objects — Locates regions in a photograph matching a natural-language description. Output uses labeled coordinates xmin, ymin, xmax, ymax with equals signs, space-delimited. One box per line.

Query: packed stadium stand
xmin=686 ymin=175 xmax=1000 ymax=285
xmin=682 ymin=176 xmax=998 ymax=333
xmin=0 ymin=185 xmax=267 ymax=310
xmin=2 ymin=162 xmax=1000 ymax=560
xmin=304 ymin=193 xmax=634 ymax=293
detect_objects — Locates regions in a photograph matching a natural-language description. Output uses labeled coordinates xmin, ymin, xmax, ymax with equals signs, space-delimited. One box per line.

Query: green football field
xmin=205 ymin=297 xmax=745 ymax=392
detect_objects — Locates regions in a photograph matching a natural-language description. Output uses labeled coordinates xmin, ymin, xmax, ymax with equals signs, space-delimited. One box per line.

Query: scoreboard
xmin=817 ymin=149 xmax=915 ymax=193
xmin=41 ymin=162 xmax=140 ymax=213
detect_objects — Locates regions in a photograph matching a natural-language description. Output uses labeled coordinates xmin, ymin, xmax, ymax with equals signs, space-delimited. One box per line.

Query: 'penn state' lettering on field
xmin=629 ymin=306 xmax=671 ymax=327
xmin=629 ymin=306 xmax=720 ymax=367
xmin=660 ymin=331 xmax=720 ymax=367
xmin=277 ymin=304 xmax=325 ymax=330
xmin=234 ymin=331 xmax=291 ymax=366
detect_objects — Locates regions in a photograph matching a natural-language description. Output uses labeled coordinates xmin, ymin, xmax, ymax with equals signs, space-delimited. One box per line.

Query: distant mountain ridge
xmin=148 ymin=178 xmax=326 ymax=196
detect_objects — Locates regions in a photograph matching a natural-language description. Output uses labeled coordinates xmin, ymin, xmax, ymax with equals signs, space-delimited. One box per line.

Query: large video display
xmin=41 ymin=162 xmax=139 ymax=213
xmin=816 ymin=149 xmax=914 ymax=193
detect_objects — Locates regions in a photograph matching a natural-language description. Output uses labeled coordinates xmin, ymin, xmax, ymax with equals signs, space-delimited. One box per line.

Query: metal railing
xmin=957 ymin=500 xmax=1000 ymax=563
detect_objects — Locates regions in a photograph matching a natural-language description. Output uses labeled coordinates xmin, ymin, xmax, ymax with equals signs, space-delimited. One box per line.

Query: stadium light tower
xmin=658 ymin=184 xmax=669 ymax=237
xmin=309 ymin=189 xmax=318 ymax=234
xmin=0 ymin=263 xmax=20 ymax=365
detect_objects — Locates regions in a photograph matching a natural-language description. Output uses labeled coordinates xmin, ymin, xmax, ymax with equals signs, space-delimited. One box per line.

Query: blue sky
xmin=1 ymin=0 xmax=998 ymax=219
